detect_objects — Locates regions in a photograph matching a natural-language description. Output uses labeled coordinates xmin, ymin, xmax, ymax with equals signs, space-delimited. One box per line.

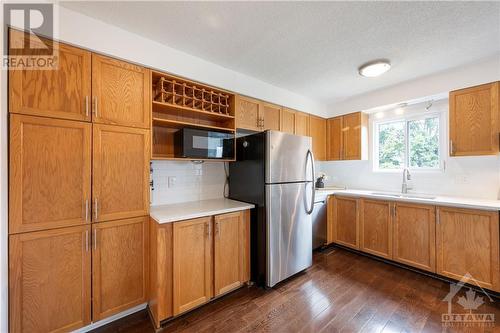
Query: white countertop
xmin=150 ymin=198 xmax=255 ymax=224
xmin=315 ymin=188 xmax=500 ymax=211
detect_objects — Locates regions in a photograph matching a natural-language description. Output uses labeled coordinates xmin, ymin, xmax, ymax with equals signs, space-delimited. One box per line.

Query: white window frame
xmin=373 ymin=110 xmax=445 ymax=173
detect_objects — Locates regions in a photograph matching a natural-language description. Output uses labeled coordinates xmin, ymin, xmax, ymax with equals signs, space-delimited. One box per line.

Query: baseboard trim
xmin=72 ymin=303 xmax=148 ymax=333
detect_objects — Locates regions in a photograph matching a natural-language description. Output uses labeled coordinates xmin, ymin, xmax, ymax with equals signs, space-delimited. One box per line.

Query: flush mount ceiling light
xmin=358 ymin=60 xmax=391 ymax=77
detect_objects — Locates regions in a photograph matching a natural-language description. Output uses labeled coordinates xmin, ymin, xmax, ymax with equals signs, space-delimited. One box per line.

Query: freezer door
xmin=266 ymin=182 xmax=313 ymax=287
xmin=266 ymin=131 xmax=313 ymax=184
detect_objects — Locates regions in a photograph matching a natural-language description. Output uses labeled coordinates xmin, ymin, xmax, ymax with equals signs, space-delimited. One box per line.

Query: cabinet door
xmin=93 ymin=124 xmax=150 ymax=222
xmin=235 ymin=95 xmax=261 ymax=131
xmin=360 ymin=199 xmax=393 ymax=259
xmin=173 ymin=217 xmax=213 ymax=315
xmin=332 ymin=196 xmax=359 ymax=249
xmin=449 ymin=82 xmax=499 ymax=156
xmin=295 ymin=112 xmax=310 ymax=136
xmin=261 ymin=102 xmax=281 ymax=131
xmin=309 ymin=115 xmax=326 ymax=161
xmin=326 ymin=117 xmax=343 ymax=160
xmin=214 ymin=211 xmax=249 ymax=296
xmin=437 ymin=207 xmax=499 ymax=291
xmin=280 ymin=108 xmax=296 ymax=134
xmin=393 ymin=203 xmax=436 ymax=272
xmin=9 ymin=30 xmax=91 ymax=121
xmin=9 ymin=226 xmax=91 ymax=333
xmin=92 ymin=54 xmax=150 ymax=128
xmin=92 ymin=217 xmax=149 ymax=321
xmin=343 ymin=112 xmax=367 ymax=160
xmin=9 ymin=115 xmax=92 ymax=234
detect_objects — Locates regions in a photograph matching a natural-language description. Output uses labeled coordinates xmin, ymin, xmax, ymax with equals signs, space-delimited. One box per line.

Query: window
xmin=374 ymin=114 xmax=441 ymax=171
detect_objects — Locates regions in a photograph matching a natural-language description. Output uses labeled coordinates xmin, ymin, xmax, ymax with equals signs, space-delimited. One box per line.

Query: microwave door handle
xmin=306 ymin=149 xmax=315 ymax=215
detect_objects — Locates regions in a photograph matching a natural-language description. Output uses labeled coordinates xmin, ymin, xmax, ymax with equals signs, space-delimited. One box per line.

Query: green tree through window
xmin=376 ymin=115 xmax=440 ymax=170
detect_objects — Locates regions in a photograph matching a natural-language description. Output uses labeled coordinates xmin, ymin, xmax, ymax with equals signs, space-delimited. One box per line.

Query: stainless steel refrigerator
xmin=229 ymin=131 xmax=315 ymax=287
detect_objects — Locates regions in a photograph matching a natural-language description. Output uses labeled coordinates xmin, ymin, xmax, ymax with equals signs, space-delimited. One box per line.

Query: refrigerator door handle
xmin=306 ymin=149 xmax=315 ymax=215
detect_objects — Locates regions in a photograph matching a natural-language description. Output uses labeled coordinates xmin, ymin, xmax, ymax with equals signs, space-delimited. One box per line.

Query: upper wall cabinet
xmin=295 ymin=111 xmax=310 ymax=136
xmin=261 ymin=102 xmax=281 ymax=131
xmin=326 ymin=112 xmax=368 ymax=160
xmin=449 ymin=81 xmax=499 ymax=156
xmin=92 ymin=54 xmax=150 ymax=129
xmin=9 ymin=30 xmax=92 ymax=122
xmin=309 ymin=115 xmax=327 ymax=161
xmin=9 ymin=115 xmax=92 ymax=234
xmin=235 ymin=95 xmax=261 ymax=131
xmin=280 ymin=108 xmax=296 ymax=134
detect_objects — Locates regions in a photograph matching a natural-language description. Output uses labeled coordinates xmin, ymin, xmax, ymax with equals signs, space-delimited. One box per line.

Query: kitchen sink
xmin=370 ymin=192 xmax=436 ymax=200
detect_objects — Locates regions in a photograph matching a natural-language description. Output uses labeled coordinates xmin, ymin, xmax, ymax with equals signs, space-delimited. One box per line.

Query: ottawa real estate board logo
xmin=442 ymin=273 xmax=496 ymax=328
xmin=3 ymin=3 xmax=58 ymax=70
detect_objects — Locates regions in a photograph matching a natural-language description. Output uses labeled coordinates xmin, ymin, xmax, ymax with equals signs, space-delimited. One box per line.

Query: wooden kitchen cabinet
xmin=326 ymin=116 xmax=343 ymax=160
xmin=280 ymin=108 xmax=296 ymax=134
xmin=92 ymin=216 xmax=149 ymax=321
xmin=173 ymin=217 xmax=213 ymax=315
xmin=92 ymin=124 xmax=150 ymax=222
xmin=436 ymin=207 xmax=499 ymax=291
xmin=235 ymin=95 xmax=262 ymax=131
xmin=9 ymin=30 xmax=92 ymax=122
xmin=9 ymin=115 xmax=92 ymax=234
xmin=9 ymin=225 xmax=91 ymax=333
xmin=342 ymin=112 xmax=368 ymax=160
xmin=449 ymin=82 xmax=499 ymax=156
xmin=214 ymin=211 xmax=250 ymax=296
xmin=295 ymin=111 xmax=310 ymax=136
xmin=331 ymin=196 xmax=360 ymax=249
xmin=360 ymin=199 xmax=393 ymax=260
xmin=261 ymin=102 xmax=281 ymax=131
xmin=393 ymin=203 xmax=436 ymax=272
xmin=92 ymin=54 xmax=150 ymax=128
xmin=309 ymin=115 xmax=327 ymax=161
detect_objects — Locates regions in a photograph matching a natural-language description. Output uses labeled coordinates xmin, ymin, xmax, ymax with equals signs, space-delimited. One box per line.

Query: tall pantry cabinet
xmin=8 ymin=30 xmax=150 ymax=332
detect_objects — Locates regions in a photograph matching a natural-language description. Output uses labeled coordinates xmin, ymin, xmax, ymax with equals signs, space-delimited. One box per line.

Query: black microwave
xmin=174 ymin=128 xmax=234 ymax=159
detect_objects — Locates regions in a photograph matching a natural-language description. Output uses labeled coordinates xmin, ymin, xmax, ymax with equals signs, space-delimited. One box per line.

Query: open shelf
xmin=152 ymin=117 xmax=235 ymax=133
xmin=151 ymin=156 xmax=236 ymax=162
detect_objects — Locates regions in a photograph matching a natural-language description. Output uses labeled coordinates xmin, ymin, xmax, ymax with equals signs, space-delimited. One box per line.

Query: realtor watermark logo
xmin=3 ymin=3 xmax=58 ymax=70
xmin=442 ymin=273 xmax=496 ymax=328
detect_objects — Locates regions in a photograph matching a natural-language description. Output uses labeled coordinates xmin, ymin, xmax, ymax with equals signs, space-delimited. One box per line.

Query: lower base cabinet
xmin=9 ymin=216 xmax=149 ymax=333
xmin=9 ymin=225 xmax=92 ymax=333
xmin=327 ymin=194 xmax=500 ymax=292
xmin=149 ymin=210 xmax=250 ymax=328
xmin=436 ymin=207 xmax=499 ymax=291
xmin=393 ymin=203 xmax=436 ymax=272
xmin=92 ymin=216 xmax=149 ymax=321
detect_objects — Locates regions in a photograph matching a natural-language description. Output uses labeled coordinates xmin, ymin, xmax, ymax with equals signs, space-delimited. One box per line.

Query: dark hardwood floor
xmin=91 ymin=247 xmax=500 ymax=333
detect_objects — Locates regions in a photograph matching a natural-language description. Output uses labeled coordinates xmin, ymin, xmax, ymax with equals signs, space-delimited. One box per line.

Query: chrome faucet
xmin=402 ymin=168 xmax=412 ymax=194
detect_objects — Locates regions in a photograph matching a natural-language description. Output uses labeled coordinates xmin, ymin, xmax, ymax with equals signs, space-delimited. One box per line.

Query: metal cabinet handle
xmin=93 ymin=229 xmax=97 ymax=250
xmin=93 ymin=96 xmax=98 ymax=117
xmin=85 ymin=230 xmax=89 ymax=252
xmin=85 ymin=96 xmax=89 ymax=117
xmin=206 ymin=222 xmax=211 ymax=238
xmin=215 ymin=222 xmax=220 ymax=237
xmin=449 ymin=140 xmax=454 ymax=156
xmin=94 ymin=198 xmax=98 ymax=221
xmin=436 ymin=208 xmax=440 ymax=225
xmin=85 ymin=199 xmax=89 ymax=222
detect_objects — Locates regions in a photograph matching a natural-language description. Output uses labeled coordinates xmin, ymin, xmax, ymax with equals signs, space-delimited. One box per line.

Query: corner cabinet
xmin=449 ymin=81 xmax=499 ymax=156
xmin=309 ymin=115 xmax=327 ymax=161
xmin=436 ymin=207 xmax=499 ymax=291
xmin=326 ymin=116 xmax=343 ymax=160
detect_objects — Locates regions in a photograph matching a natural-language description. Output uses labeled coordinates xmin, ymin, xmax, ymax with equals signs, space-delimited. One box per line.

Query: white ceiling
xmin=61 ymin=1 xmax=500 ymax=106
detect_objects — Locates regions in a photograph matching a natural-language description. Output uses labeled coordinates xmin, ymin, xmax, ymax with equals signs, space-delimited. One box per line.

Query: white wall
xmin=318 ymin=99 xmax=500 ymax=200
xmin=328 ymin=55 xmax=500 ymax=116
xmin=151 ymin=161 xmax=226 ymax=206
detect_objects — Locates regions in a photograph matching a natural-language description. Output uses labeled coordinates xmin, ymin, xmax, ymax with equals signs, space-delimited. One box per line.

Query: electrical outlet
xmin=168 ymin=176 xmax=177 ymax=188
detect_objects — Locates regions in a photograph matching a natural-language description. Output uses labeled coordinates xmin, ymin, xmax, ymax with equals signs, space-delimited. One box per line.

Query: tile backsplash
xmin=151 ymin=160 xmax=227 ymax=205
